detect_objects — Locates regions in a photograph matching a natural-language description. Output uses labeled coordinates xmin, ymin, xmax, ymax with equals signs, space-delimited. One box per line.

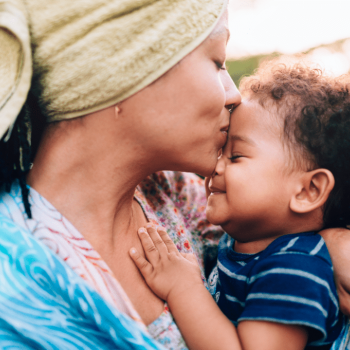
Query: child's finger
xmin=138 ymin=227 xmax=160 ymax=265
xmin=129 ymin=247 xmax=153 ymax=277
xmin=157 ymin=227 xmax=179 ymax=254
xmin=145 ymin=224 xmax=168 ymax=256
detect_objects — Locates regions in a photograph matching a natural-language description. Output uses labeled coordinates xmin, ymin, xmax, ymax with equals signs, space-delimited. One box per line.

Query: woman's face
xmin=119 ymin=11 xmax=241 ymax=177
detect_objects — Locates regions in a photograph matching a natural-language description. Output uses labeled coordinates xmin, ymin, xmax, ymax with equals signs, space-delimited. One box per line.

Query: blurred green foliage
xmin=226 ymin=53 xmax=279 ymax=86
xmin=227 ymin=37 xmax=350 ymax=87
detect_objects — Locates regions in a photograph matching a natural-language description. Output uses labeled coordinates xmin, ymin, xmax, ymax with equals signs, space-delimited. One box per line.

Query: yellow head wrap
xmin=0 ymin=0 xmax=227 ymax=139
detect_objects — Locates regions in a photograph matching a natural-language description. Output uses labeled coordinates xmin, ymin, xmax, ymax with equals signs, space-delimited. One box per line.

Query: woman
xmin=0 ymin=0 xmax=349 ymax=349
xmin=0 ymin=0 xmax=240 ymax=348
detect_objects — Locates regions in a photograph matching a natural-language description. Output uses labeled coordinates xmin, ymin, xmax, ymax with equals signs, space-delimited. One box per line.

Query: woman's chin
xmin=191 ymin=152 xmax=220 ymax=178
xmin=196 ymin=164 xmax=217 ymax=178
xmin=172 ymin=156 xmax=216 ymax=178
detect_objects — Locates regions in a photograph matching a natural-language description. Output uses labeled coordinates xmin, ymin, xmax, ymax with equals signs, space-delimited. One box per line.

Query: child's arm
xmin=129 ymin=225 xmax=308 ymax=350
xmin=319 ymin=228 xmax=350 ymax=316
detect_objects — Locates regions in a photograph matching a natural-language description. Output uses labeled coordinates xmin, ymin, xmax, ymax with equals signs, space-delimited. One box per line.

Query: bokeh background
xmin=227 ymin=0 xmax=350 ymax=85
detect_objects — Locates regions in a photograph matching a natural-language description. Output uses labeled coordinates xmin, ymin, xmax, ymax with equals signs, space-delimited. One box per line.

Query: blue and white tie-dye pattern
xmin=331 ymin=318 xmax=350 ymax=350
xmin=0 ymin=213 xmax=164 ymax=349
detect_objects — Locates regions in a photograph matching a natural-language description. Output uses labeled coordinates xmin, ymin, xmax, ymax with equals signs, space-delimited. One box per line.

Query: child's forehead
xmin=228 ymin=99 xmax=282 ymax=137
xmin=226 ymin=99 xmax=301 ymax=172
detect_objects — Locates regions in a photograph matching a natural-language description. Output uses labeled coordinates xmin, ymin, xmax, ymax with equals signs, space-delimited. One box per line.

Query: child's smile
xmin=206 ymin=100 xmax=306 ymax=253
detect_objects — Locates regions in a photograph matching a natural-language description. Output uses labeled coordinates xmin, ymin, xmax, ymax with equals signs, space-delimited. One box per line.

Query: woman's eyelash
xmin=215 ymin=61 xmax=226 ymax=70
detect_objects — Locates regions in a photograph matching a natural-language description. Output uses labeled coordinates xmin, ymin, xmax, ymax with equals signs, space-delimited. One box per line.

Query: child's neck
xmin=233 ymin=221 xmax=323 ymax=255
xmin=234 ymin=237 xmax=278 ymax=254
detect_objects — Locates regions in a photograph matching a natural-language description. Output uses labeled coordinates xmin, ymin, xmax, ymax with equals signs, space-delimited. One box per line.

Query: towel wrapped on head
xmin=0 ymin=0 xmax=227 ymax=139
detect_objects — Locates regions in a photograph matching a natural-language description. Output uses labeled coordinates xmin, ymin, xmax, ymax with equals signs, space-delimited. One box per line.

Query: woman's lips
xmin=209 ymin=190 xmax=225 ymax=195
xmin=220 ymin=125 xmax=229 ymax=135
xmin=219 ymin=125 xmax=229 ymax=147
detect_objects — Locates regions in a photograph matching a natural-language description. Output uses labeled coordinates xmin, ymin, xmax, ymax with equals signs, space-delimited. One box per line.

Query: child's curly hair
xmin=239 ymin=57 xmax=350 ymax=229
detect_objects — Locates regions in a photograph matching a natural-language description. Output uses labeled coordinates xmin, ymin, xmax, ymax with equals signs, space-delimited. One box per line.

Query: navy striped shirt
xmin=208 ymin=232 xmax=342 ymax=349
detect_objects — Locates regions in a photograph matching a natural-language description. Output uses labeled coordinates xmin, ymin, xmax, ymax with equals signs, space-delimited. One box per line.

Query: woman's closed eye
xmin=215 ymin=61 xmax=226 ymax=71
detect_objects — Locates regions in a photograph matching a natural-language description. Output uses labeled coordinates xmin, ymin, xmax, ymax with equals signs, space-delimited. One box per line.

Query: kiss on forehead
xmin=132 ymin=58 xmax=350 ymax=350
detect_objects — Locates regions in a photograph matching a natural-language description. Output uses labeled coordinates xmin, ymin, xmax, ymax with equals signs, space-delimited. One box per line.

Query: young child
xmin=130 ymin=59 xmax=350 ymax=350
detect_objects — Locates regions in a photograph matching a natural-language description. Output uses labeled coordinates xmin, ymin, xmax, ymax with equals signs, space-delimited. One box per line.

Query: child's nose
xmin=213 ymin=154 xmax=225 ymax=176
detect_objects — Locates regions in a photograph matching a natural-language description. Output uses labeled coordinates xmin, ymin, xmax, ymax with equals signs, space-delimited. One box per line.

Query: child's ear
xmin=290 ymin=169 xmax=335 ymax=214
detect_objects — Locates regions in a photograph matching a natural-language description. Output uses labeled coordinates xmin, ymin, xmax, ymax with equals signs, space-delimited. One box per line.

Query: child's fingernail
xmin=146 ymin=223 xmax=153 ymax=228
xmin=157 ymin=226 xmax=166 ymax=232
xmin=138 ymin=227 xmax=147 ymax=234
xmin=130 ymin=248 xmax=136 ymax=254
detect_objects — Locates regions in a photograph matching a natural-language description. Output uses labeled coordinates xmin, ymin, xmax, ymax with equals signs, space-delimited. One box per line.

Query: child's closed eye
xmin=229 ymin=154 xmax=243 ymax=162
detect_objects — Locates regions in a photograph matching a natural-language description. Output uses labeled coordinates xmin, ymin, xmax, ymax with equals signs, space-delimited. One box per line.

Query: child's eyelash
xmin=229 ymin=155 xmax=242 ymax=162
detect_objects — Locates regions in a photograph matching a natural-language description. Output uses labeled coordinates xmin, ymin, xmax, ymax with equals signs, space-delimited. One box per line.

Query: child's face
xmin=206 ymin=100 xmax=301 ymax=242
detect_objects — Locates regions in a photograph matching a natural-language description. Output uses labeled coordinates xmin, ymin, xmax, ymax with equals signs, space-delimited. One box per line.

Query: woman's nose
xmin=222 ymin=70 xmax=241 ymax=112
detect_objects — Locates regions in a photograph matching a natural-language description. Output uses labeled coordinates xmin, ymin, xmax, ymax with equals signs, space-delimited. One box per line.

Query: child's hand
xmin=129 ymin=224 xmax=203 ymax=302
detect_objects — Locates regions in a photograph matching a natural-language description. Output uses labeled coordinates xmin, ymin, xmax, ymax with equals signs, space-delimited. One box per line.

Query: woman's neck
xmin=27 ymin=110 xmax=154 ymax=251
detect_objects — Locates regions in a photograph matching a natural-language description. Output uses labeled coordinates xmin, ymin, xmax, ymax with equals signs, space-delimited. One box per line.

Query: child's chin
xmin=206 ymin=208 xmax=223 ymax=226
